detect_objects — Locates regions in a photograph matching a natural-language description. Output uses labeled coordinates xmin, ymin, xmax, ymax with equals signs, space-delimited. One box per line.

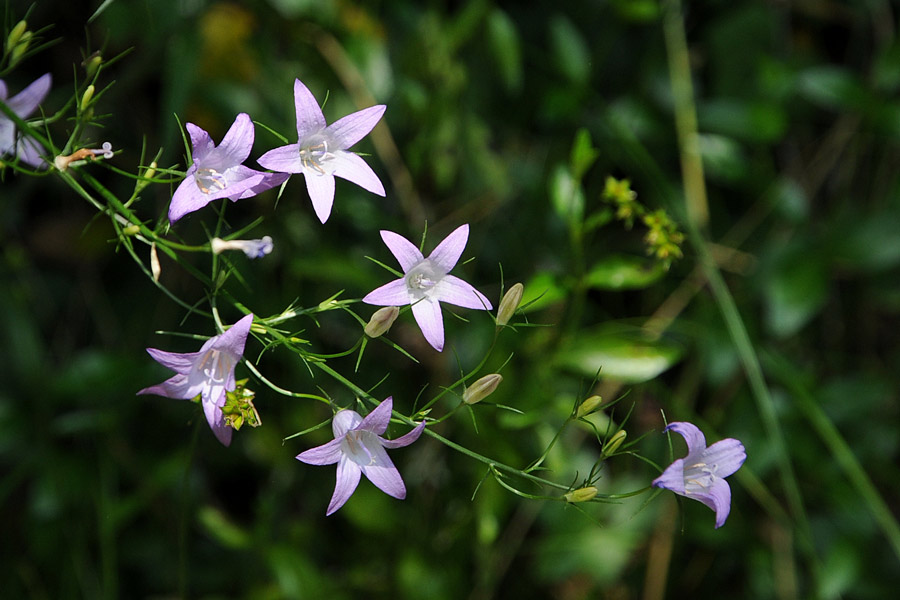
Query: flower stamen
xmin=195 ymin=167 xmax=228 ymax=194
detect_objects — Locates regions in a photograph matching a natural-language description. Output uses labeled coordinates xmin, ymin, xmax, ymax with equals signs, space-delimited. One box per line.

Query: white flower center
xmin=195 ymin=167 xmax=228 ymax=194
xmin=405 ymin=259 xmax=442 ymax=299
xmin=341 ymin=429 xmax=380 ymax=465
xmin=196 ymin=349 xmax=236 ymax=385
xmin=298 ymin=134 xmax=334 ymax=175
xmin=684 ymin=461 xmax=719 ymax=493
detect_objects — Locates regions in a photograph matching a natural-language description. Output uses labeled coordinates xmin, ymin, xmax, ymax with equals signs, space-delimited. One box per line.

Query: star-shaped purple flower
xmin=257 ymin=78 xmax=386 ymax=223
xmin=0 ymin=73 xmax=51 ymax=168
xmin=362 ymin=224 xmax=492 ymax=352
xmin=137 ymin=314 xmax=254 ymax=446
xmin=169 ymin=113 xmax=288 ymax=223
xmin=296 ymin=397 xmax=425 ymax=516
xmin=652 ymin=422 xmax=746 ymax=528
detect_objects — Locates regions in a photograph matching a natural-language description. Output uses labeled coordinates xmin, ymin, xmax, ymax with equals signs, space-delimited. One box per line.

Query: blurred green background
xmin=2 ymin=0 xmax=900 ymax=598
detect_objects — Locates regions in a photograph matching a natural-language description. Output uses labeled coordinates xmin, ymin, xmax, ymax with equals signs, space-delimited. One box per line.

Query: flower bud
xmin=83 ymin=52 xmax=103 ymax=79
xmin=6 ymin=20 xmax=27 ymax=53
xmin=10 ymin=30 xmax=31 ymax=64
xmin=564 ymin=486 xmax=598 ymax=503
xmin=602 ymin=429 xmax=627 ymax=457
xmin=463 ymin=373 xmax=502 ymax=405
xmin=575 ymin=395 xmax=602 ymax=419
xmin=496 ymin=282 xmax=524 ymax=326
xmin=364 ymin=306 xmax=399 ymax=338
xmin=150 ymin=242 xmax=161 ymax=282
xmin=80 ymin=85 xmax=95 ymax=111
xmin=123 ymin=224 xmax=140 ymax=236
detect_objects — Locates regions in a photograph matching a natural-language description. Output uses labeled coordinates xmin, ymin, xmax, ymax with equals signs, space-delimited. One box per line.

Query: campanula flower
xmin=362 ymin=224 xmax=492 ymax=351
xmin=210 ymin=235 xmax=274 ymax=258
xmin=169 ymin=113 xmax=288 ymax=223
xmin=257 ymin=78 xmax=385 ymax=223
xmin=0 ymin=73 xmax=51 ymax=167
xmin=652 ymin=422 xmax=746 ymax=528
xmin=137 ymin=314 xmax=254 ymax=446
xmin=296 ymin=397 xmax=425 ymax=515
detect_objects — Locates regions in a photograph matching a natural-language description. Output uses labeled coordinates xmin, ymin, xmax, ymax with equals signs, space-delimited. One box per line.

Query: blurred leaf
xmin=198 ymin=505 xmax=250 ymax=549
xmin=699 ymin=99 xmax=788 ymax=143
xmin=520 ymin=271 xmax=567 ymax=312
xmin=763 ymin=239 xmax=830 ymax=338
xmin=584 ymin=254 xmax=666 ymax=290
xmin=831 ymin=212 xmax=900 ymax=272
xmin=556 ymin=326 xmax=683 ymax=383
xmin=569 ymin=128 xmax=600 ymax=181
xmin=767 ymin=177 xmax=809 ymax=223
xmin=797 ymin=66 xmax=872 ymax=112
xmin=486 ymin=8 xmax=522 ymax=94
xmin=549 ymin=15 xmax=590 ymax=85
xmin=549 ymin=164 xmax=584 ymax=225
xmin=698 ymin=133 xmax=748 ymax=181
xmin=610 ymin=0 xmax=659 ymax=22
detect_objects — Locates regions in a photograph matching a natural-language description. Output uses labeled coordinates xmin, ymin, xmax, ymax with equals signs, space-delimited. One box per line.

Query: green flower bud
xmin=10 ymin=30 xmax=31 ymax=65
xmin=6 ymin=20 xmax=27 ymax=53
xmin=602 ymin=429 xmax=627 ymax=457
xmin=83 ymin=52 xmax=103 ymax=79
xmin=150 ymin=242 xmax=161 ymax=282
xmin=463 ymin=373 xmax=502 ymax=405
xmin=80 ymin=85 xmax=95 ymax=111
xmin=122 ymin=224 xmax=140 ymax=236
xmin=364 ymin=306 xmax=399 ymax=338
xmin=496 ymin=282 xmax=524 ymax=326
xmin=564 ymin=486 xmax=598 ymax=503
xmin=575 ymin=395 xmax=602 ymax=419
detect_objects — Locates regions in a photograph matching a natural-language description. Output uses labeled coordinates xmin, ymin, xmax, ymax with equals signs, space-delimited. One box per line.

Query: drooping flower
xmin=652 ymin=422 xmax=746 ymax=528
xmin=169 ymin=113 xmax=288 ymax=223
xmin=362 ymin=224 xmax=492 ymax=352
xmin=0 ymin=73 xmax=51 ymax=168
xmin=257 ymin=78 xmax=386 ymax=223
xmin=210 ymin=235 xmax=274 ymax=259
xmin=296 ymin=397 xmax=425 ymax=516
xmin=137 ymin=314 xmax=254 ymax=446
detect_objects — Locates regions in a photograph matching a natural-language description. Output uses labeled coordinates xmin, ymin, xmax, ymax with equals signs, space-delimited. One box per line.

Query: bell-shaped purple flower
xmin=296 ymin=397 xmax=425 ymax=516
xmin=137 ymin=314 xmax=254 ymax=446
xmin=257 ymin=78 xmax=386 ymax=223
xmin=652 ymin=422 xmax=746 ymax=528
xmin=0 ymin=73 xmax=51 ymax=167
xmin=169 ymin=113 xmax=288 ymax=223
xmin=362 ymin=224 xmax=492 ymax=351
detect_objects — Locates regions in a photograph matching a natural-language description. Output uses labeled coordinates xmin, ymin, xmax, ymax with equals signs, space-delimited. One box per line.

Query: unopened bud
xmin=6 ymin=20 xmax=27 ymax=53
xmin=83 ymin=52 xmax=102 ymax=79
xmin=463 ymin=373 xmax=502 ymax=405
xmin=564 ymin=486 xmax=598 ymax=503
xmin=575 ymin=395 xmax=602 ymax=419
xmin=364 ymin=306 xmax=399 ymax=338
xmin=80 ymin=85 xmax=95 ymax=111
xmin=602 ymin=429 xmax=627 ymax=457
xmin=150 ymin=242 xmax=161 ymax=282
xmin=497 ymin=282 xmax=524 ymax=326
xmin=123 ymin=224 xmax=140 ymax=236
xmin=144 ymin=161 xmax=157 ymax=180
xmin=10 ymin=30 xmax=31 ymax=64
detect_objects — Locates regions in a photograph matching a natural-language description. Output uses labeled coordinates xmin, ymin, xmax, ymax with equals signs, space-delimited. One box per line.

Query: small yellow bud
xmin=10 ymin=30 xmax=31 ymax=64
xmin=80 ymin=85 xmax=95 ymax=111
xmin=463 ymin=373 xmax=503 ymax=405
xmin=364 ymin=306 xmax=399 ymax=338
xmin=144 ymin=161 xmax=157 ymax=180
xmin=150 ymin=242 xmax=161 ymax=282
xmin=6 ymin=20 xmax=27 ymax=53
xmin=575 ymin=395 xmax=603 ymax=419
xmin=496 ymin=282 xmax=524 ymax=326
xmin=123 ymin=224 xmax=140 ymax=236
xmin=602 ymin=430 xmax=627 ymax=457
xmin=83 ymin=52 xmax=103 ymax=79
xmin=564 ymin=486 xmax=598 ymax=503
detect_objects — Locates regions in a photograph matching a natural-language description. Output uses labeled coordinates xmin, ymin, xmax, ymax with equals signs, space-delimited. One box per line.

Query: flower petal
xmin=381 ymin=420 xmax=425 ymax=449
xmin=212 ymin=314 xmax=253 ymax=359
xmin=652 ymin=457 xmax=686 ymax=495
xmin=296 ymin=437 xmax=344 ymax=465
xmin=169 ymin=176 xmax=215 ymax=223
xmin=691 ymin=477 xmax=733 ymax=528
xmin=293 ymin=79 xmax=327 ymax=139
xmin=362 ymin=278 xmax=411 ymax=306
xmin=257 ymin=144 xmax=303 ymax=173
xmin=428 ymin=224 xmax=469 ymax=273
xmin=433 ymin=274 xmax=492 ymax=310
xmin=330 ymin=150 xmax=385 ymax=196
xmin=136 ymin=372 xmax=199 ymax=400
xmin=380 ymin=230 xmax=424 ymax=272
xmin=186 ymin=122 xmax=215 ymax=163
xmin=327 ymin=456 xmax=362 ymax=515
xmin=203 ymin=398 xmax=232 ymax=446
xmin=664 ymin=422 xmax=707 ymax=459
xmin=327 ymin=104 xmax=385 ymax=149
xmin=359 ymin=397 xmax=392 ymax=436
xmin=304 ymin=172 xmax=336 ymax=223
xmin=16 ymin=135 xmax=46 ymax=168
xmin=702 ymin=438 xmax=746 ymax=479
xmin=6 ymin=73 xmax=51 ymax=117
xmin=333 ymin=409 xmax=363 ymax=437
xmin=145 ymin=347 xmax=203 ymax=375
xmin=215 ymin=113 xmax=254 ymax=164
xmin=245 ymin=171 xmax=290 ymax=198
xmin=411 ymin=298 xmax=444 ymax=351
xmin=359 ymin=445 xmax=407 ymax=499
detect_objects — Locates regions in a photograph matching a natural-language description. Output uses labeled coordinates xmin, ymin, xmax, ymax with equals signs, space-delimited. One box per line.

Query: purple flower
xmin=169 ymin=113 xmax=288 ymax=223
xmin=652 ymin=422 xmax=746 ymax=528
xmin=0 ymin=73 xmax=51 ymax=168
xmin=257 ymin=79 xmax=385 ymax=223
xmin=296 ymin=397 xmax=425 ymax=516
xmin=362 ymin=224 xmax=492 ymax=352
xmin=137 ymin=314 xmax=254 ymax=446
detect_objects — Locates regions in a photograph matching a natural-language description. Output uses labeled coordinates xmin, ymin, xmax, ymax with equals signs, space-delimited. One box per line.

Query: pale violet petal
xmin=381 ymin=420 xmax=425 ymax=449
xmin=330 ymin=150 xmax=385 ymax=196
xmin=245 ymin=171 xmax=290 ymax=198
xmin=293 ymin=79 xmax=327 ymax=138
xmin=137 ymin=373 xmax=197 ymax=400
xmin=16 ymin=136 xmax=46 ymax=168
xmin=359 ymin=444 xmax=406 ymax=499
xmin=692 ymin=477 xmax=733 ymax=528
xmin=296 ymin=437 xmax=344 ymax=465
xmin=210 ymin=418 xmax=233 ymax=446
xmin=186 ymin=122 xmax=215 ymax=163
xmin=411 ymin=298 xmax=444 ymax=351
xmin=433 ymin=275 xmax=492 ymax=310
xmin=428 ymin=224 xmax=469 ymax=273
xmin=327 ymin=456 xmax=362 ymax=515
xmin=665 ymin=422 xmax=707 ymax=459
xmin=333 ymin=409 xmax=363 ymax=437
xmin=212 ymin=313 xmax=253 ymax=360
xmin=145 ymin=347 xmax=203 ymax=375
xmin=304 ymin=172 xmax=336 ymax=223
xmin=380 ymin=230 xmax=424 ymax=272
xmin=362 ymin=279 xmax=411 ymax=306
xmin=257 ymin=144 xmax=303 ymax=173
xmin=651 ymin=457 xmax=686 ymax=495
xmin=169 ymin=175 xmax=217 ymax=223
xmin=702 ymin=438 xmax=747 ymax=479
xmin=327 ymin=104 xmax=385 ymax=149
xmin=215 ymin=113 xmax=254 ymax=164
xmin=359 ymin=397 xmax=393 ymax=436
xmin=7 ymin=73 xmax=51 ymax=117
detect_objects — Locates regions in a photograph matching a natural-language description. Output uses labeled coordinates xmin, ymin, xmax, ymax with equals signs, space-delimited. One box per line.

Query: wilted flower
xmin=652 ymin=422 xmax=746 ymax=528
xmin=0 ymin=73 xmax=51 ymax=168
xmin=362 ymin=224 xmax=492 ymax=351
xmin=210 ymin=235 xmax=274 ymax=259
xmin=257 ymin=78 xmax=386 ymax=223
xmin=137 ymin=314 xmax=254 ymax=446
xmin=169 ymin=113 xmax=288 ymax=223
xmin=296 ymin=397 xmax=425 ymax=515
